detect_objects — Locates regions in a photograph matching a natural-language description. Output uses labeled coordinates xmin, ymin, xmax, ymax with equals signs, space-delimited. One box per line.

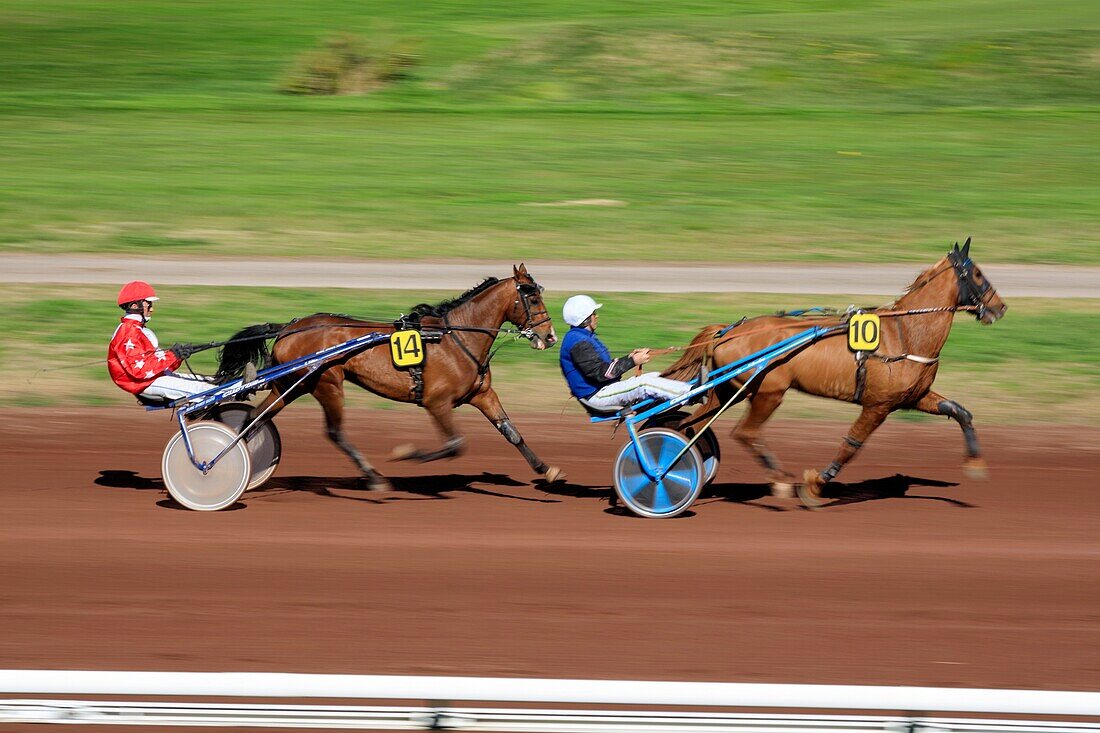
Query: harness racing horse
xmin=218 ymin=265 xmax=561 ymax=491
xmin=662 ymin=240 xmax=1007 ymax=506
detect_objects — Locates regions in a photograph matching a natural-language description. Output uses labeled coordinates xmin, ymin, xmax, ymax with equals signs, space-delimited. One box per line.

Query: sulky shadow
xmin=96 ymin=469 xmax=552 ymax=506
xmin=255 ymin=471 xmax=555 ymax=504
xmin=95 ymin=469 xmax=163 ymax=491
xmin=532 ymin=477 xmax=612 ymax=501
xmin=703 ymin=480 xmax=787 ymax=512
xmin=97 ymin=471 xmax=245 ymax=510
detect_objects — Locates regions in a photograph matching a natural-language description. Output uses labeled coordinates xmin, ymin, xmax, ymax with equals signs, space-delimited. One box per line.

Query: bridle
xmin=946 ymin=249 xmax=995 ymax=320
xmin=902 ymin=245 xmax=995 ymax=321
xmin=513 ymin=279 xmax=552 ymax=340
xmin=445 ymin=276 xmax=553 ymax=383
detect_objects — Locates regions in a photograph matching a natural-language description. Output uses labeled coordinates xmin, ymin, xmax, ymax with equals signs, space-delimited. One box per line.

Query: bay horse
xmin=218 ymin=265 xmax=561 ymax=490
xmin=661 ymin=240 xmax=1007 ymax=506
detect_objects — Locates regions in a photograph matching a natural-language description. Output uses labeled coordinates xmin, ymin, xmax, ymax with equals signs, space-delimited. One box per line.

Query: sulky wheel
xmin=207 ymin=402 xmax=281 ymax=490
xmin=641 ymin=411 xmax=721 ymax=485
xmin=613 ymin=427 xmax=704 ymax=518
xmin=692 ymin=428 xmax=721 ymax=485
xmin=162 ymin=421 xmax=251 ymax=511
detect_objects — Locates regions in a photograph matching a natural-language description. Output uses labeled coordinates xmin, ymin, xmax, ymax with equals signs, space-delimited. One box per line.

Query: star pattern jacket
xmin=107 ymin=315 xmax=181 ymax=394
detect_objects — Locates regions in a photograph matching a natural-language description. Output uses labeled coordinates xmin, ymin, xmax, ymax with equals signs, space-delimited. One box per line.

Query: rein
xmin=643 ymin=305 xmax=978 ymax=358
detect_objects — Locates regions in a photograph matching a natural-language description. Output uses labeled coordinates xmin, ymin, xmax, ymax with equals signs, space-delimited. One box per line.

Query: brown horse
xmin=662 ymin=240 xmax=1007 ymax=506
xmin=218 ymin=265 xmax=561 ymax=490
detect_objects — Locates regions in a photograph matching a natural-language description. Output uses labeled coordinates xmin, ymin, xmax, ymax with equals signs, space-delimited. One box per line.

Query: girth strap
xmin=409 ymin=365 xmax=425 ymax=406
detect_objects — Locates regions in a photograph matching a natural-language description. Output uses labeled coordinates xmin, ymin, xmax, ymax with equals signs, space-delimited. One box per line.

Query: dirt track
xmin=1 ymin=407 xmax=1099 ymax=691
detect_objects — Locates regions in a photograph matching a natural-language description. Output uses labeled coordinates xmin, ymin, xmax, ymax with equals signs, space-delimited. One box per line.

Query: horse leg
xmin=800 ymin=404 xmax=890 ymax=508
xmin=913 ymin=390 xmax=987 ymax=479
xmin=391 ymin=400 xmax=466 ymax=463
xmin=468 ymin=388 xmax=564 ymax=483
xmin=314 ymin=376 xmax=391 ymax=491
xmin=730 ymin=390 xmax=796 ymax=497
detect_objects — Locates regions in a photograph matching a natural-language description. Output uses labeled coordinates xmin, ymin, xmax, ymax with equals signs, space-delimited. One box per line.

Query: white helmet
xmin=563 ymin=294 xmax=602 ymax=327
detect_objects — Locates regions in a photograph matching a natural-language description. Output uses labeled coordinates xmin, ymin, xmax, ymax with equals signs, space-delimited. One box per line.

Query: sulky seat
xmin=135 ymin=393 xmax=175 ymax=408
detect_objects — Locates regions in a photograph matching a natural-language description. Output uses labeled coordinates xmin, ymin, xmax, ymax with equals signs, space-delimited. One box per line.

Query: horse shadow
xmin=812 ymin=473 xmax=971 ymax=508
xmin=704 ymin=473 xmax=970 ymax=510
xmin=532 ymin=477 xmax=612 ymax=501
xmin=95 ymin=469 xmax=555 ymax=506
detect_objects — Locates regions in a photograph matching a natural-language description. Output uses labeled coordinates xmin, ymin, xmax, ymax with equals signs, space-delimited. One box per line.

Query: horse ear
xmin=513 ymin=264 xmax=520 ymax=277
xmin=952 ymin=241 xmax=960 ymax=255
xmin=961 ymin=237 xmax=971 ymax=258
xmin=518 ymin=263 xmax=529 ymax=275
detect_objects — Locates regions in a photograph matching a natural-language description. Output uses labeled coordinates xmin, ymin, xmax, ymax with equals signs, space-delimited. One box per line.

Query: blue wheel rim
xmin=615 ymin=429 xmax=702 ymax=517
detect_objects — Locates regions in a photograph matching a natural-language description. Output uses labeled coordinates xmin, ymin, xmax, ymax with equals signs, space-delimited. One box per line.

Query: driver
xmin=559 ymin=294 xmax=692 ymax=412
xmin=107 ymin=281 xmax=211 ymax=402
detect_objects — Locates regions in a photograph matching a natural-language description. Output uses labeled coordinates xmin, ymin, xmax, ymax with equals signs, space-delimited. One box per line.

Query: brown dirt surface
xmin=1 ymin=406 xmax=1099 ymax=696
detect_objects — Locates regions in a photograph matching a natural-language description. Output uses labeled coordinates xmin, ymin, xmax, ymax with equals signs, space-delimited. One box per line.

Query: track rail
xmin=3 ymin=701 xmax=1099 ymax=731
xmin=2 ymin=673 xmax=1098 ymax=731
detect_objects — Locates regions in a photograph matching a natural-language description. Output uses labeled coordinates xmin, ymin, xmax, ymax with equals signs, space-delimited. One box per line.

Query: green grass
xmin=2 ymin=285 xmax=1096 ymax=423
xmin=0 ymin=0 xmax=1098 ymax=263
xmin=3 ymin=0 xmax=1098 ymax=112
xmin=1 ymin=112 xmax=1097 ymax=263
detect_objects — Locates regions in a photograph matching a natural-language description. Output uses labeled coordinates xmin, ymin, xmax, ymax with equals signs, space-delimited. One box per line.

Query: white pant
xmin=140 ymin=372 xmax=214 ymax=401
xmin=581 ymin=372 xmax=692 ymax=412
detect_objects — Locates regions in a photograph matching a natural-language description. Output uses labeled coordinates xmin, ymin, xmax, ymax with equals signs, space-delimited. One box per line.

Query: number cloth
xmin=389 ymin=330 xmax=425 ymax=367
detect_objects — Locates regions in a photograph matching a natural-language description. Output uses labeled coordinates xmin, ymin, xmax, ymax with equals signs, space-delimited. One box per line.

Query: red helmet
xmin=117 ymin=280 xmax=160 ymax=306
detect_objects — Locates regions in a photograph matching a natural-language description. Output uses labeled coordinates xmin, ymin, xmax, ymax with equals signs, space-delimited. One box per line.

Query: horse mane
xmin=408 ymin=277 xmax=501 ymax=319
xmin=902 ymin=257 xmax=949 ymax=295
xmin=872 ymin=256 xmax=951 ymax=310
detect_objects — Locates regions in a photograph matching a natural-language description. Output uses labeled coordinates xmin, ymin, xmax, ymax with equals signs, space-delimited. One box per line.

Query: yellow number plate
xmin=390 ymin=330 xmax=425 ymax=367
xmin=848 ymin=313 xmax=881 ymax=352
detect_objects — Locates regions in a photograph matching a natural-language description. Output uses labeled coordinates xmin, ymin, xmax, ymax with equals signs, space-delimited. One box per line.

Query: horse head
xmin=948 ymin=237 xmax=1007 ymax=324
xmin=508 ymin=264 xmax=557 ymax=350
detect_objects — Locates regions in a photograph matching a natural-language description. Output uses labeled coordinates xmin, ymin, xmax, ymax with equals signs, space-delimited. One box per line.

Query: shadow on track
xmin=532 ymin=477 xmax=611 ymax=501
xmin=94 ymin=470 xmax=967 ymax=511
xmin=702 ymin=473 xmax=970 ymax=511
xmin=811 ymin=473 xmax=971 ymax=508
xmin=95 ymin=470 xmax=162 ymax=491
xmin=95 ymin=470 xmax=556 ymax=506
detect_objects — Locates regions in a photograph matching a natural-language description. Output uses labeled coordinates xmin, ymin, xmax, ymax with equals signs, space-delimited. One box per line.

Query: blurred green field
xmin=4 ymin=285 xmax=1097 ymax=424
xmin=1 ymin=0 xmax=1097 ymax=262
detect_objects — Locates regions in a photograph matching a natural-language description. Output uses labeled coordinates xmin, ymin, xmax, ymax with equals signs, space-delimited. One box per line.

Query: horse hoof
xmin=544 ymin=466 xmax=566 ymax=484
xmin=366 ymin=476 xmax=393 ymax=492
xmin=391 ymin=443 xmax=419 ymax=461
xmin=797 ymin=469 xmax=827 ymax=510
xmin=963 ymin=458 xmax=989 ymax=480
xmin=770 ymin=482 xmax=795 ymax=499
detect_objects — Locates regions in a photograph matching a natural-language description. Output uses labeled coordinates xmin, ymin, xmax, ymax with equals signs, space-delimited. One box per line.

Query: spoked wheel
xmin=162 ymin=421 xmax=251 ymax=511
xmin=642 ymin=411 xmax=721 ymax=485
xmin=207 ymin=402 xmax=281 ymax=490
xmin=613 ymin=427 xmax=704 ymax=518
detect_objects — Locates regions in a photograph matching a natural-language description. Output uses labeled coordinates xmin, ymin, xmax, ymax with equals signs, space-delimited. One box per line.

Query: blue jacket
xmin=560 ymin=327 xmax=635 ymax=399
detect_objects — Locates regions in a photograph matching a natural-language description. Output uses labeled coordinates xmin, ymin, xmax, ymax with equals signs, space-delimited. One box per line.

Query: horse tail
xmin=215 ymin=322 xmax=287 ymax=381
xmin=661 ymin=324 xmax=725 ymax=382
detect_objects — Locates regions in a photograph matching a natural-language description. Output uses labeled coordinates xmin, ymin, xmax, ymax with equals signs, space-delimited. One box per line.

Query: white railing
xmin=2 ymin=671 xmax=1099 ymax=732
